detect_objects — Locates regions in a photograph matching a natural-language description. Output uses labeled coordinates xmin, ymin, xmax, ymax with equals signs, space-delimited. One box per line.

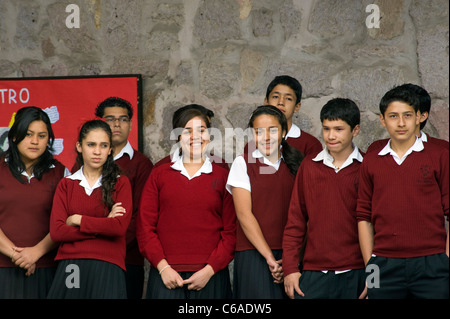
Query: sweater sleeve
xmin=282 ymin=162 xmax=308 ymax=276
xmin=50 ymin=179 xmax=95 ymax=242
xmin=356 ymin=158 xmax=373 ymax=222
xmin=438 ymin=149 xmax=449 ymax=218
xmin=136 ymin=170 xmax=166 ymax=267
xmin=79 ymin=176 xmax=133 ymax=237
xmin=206 ymin=184 xmax=237 ymax=273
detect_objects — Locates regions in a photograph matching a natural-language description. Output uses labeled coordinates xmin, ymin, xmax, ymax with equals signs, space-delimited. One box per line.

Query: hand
xmin=11 ymin=246 xmax=39 ymax=271
xmin=267 ymin=258 xmax=284 ymax=283
xmin=183 ymin=265 xmax=214 ymax=291
xmin=284 ymin=272 xmax=304 ymax=299
xmin=160 ymin=266 xmax=184 ymax=290
xmin=107 ymin=202 xmax=126 ymax=218
xmin=66 ymin=214 xmax=82 ymax=226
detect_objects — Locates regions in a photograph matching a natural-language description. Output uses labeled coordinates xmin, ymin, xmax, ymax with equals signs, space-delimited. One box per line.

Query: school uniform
xmin=47 ymin=169 xmax=132 ymax=299
xmin=226 ymin=149 xmax=295 ymax=299
xmin=357 ymin=138 xmax=449 ymax=299
xmin=71 ymin=141 xmax=153 ymax=299
xmin=136 ymin=155 xmax=236 ymax=299
xmin=0 ymin=157 xmax=68 ymax=298
xmin=283 ymin=146 xmax=366 ymax=299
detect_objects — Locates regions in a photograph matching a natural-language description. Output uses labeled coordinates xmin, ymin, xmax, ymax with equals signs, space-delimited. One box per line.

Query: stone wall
xmin=0 ymin=0 xmax=448 ymax=163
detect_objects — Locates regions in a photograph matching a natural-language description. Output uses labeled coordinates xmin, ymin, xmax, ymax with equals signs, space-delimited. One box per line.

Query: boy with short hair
xmin=367 ymin=83 xmax=448 ymax=153
xmin=264 ymin=75 xmax=323 ymax=156
xmin=283 ymin=98 xmax=365 ymax=299
xmin=357 ymin=85 xmax=449 ymax=299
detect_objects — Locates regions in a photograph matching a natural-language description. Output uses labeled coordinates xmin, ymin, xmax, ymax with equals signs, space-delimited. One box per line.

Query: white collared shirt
xmin=66 ymin=167 xmax=102 ymax=196
xmin=313 ymin=145 xmax=363 ymax=173
xmin=170 ymin=154 xmax=213 ymax=180
xmin=226 ymin=149 xmax=283 ymax=193
xmin=285 ymin=123 xmax=301 ymax=140
xmin=4 ymin=157 xmax=70 ymax=183
xmin=378 ymin=137 xmax=424 ymax=165
xmin=114 ymin=141 xmax=134 ymax=161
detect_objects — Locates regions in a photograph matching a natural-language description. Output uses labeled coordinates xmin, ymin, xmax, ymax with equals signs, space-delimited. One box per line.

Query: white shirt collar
xmin=313 ymin=145 xmax=363 ymax=172
xmin=4 ymin=157 xmax=58 ymax=183
xmin=169 ymin=145 xmax=182 ymax=163
xmin=419 ymin=130 xmax=428 ymax=142
xmin=285 ymin=123 xmax=301 ymax=139
xmin=114 ymin=141 xmax=134 ymax=160
xmin=251 ymin=148 xmax=283 ymax=170
xmin=378 ymin=137 xmax=424 ymax=165
xmin=171 ymin=154 xmax=213 ymax=180
xmin=67 ymin=167 xmax=102 ymax=195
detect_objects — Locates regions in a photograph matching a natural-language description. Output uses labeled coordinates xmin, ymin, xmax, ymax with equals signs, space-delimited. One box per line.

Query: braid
xmin=101 ymin=153 xmax=121 ymax=213
xmin=281 ymin=139 xmax=303 ymax=176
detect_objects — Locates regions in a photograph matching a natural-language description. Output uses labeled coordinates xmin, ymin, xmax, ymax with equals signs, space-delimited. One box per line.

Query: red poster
xmin=0 ymin=75 xmax=142 ymax=170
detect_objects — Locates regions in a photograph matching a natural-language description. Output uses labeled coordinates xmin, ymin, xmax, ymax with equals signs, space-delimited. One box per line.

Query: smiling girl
xmin=226 ymin=105 xmax=303 ymax=299
xmin=137 ymin=106 xmax=236 ymax=299
xmin=48 ymin=120 xmax=132 ymax=298
xmin=0 ymin=106 xmax=68 ymax=298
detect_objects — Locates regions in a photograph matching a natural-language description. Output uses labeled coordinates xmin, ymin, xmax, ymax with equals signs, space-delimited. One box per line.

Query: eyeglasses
xmin=104 ymin=116 xmax=130 ymax=124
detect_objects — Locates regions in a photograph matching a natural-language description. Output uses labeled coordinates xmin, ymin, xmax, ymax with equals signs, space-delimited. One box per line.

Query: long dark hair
xmin=248 ymin=105 xmax=303 ymax=176
xmin=4 ymin=106 xmax=55 ymax=183
xmin=76 ymin=120 xmax=121 ymax=212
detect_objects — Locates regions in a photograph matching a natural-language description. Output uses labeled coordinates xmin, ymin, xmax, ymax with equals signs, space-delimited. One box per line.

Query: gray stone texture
xmin=0 ymin=0 xmax=447 ymax=163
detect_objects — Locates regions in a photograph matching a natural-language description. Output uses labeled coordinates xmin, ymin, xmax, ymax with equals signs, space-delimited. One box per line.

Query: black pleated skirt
xmin=145 ymin=266 xmax=232 ymax=299
xmin=233 ymin=249 xmax=288 ymax=299
xmin=47 ymin=259 xmax=127 ymax=299
xmin=0 ymin=267 xmax=56 ymax=299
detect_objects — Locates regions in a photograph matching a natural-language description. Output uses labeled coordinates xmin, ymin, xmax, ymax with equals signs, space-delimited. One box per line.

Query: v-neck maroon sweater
xmin=283 ymin=155 xmax=365 ymax=275
xmin=0 ymin=159 xmax=66 ymax=268
xmin=136 ymin=163 xmax=236 ymax=273
xmin=357 ymin=143 xmax=449 ymax=258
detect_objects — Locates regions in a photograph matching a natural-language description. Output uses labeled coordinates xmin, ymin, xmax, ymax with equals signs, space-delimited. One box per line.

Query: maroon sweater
xmin=136 ymin=162 xmax=236 ymax=273
xmin=236 ymin=153 xmax=295 ymax=251
xmin=357 ymin=143 xmax=449 ymax=258
xmin=50 ymin=175 xmax=132 ymax=270
xmin=115 ymin=151 xmax=153 ymax=265
xmin=72 ymin=149 xmax=153 ymax=266
xmin=0 ymin=159 xmax=66 ymax=268
xmin=283 ymin=155 xmax=365 ymax=275
xmin=286 ymin=131 xmax=323 ymax=157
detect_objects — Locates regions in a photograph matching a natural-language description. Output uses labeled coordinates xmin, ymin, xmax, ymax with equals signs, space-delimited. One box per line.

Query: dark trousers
xmin=366 ymin=253 xmax=449 ymax=299
xmin=294 ymin=269 xmax=366 ymax=299
xmin=145 ymin=267 xmax=232 ymax=299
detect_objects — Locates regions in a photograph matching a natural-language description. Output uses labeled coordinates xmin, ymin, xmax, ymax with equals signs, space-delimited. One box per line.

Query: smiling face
xmin=179 ymin=116 xmax=210 ymax=162
xmin=16 ymin=120 xmax=49 ymax=168
xmin=380 ymin=101 xmax=420 ymax=146
xmin=252 ymin=114 xmax=285 ymax=162
xmin=264 ymin=84 xmax=301 ymax=128
xmin=76 ymin=128 xmax=112 ymax=170
xmin=322 ymin=119 xmax=360 ymax=158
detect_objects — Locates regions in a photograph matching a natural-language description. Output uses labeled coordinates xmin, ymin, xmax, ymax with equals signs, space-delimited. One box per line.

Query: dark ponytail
xmin=76 ymin=120 xmax=121 ymax=213
xmin=248 ymin=105 xmax=304 ymax=176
